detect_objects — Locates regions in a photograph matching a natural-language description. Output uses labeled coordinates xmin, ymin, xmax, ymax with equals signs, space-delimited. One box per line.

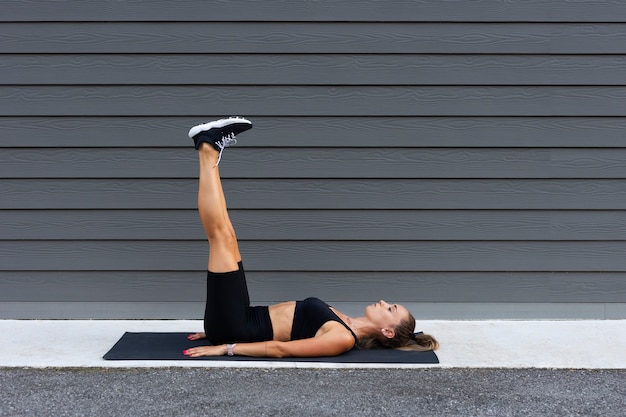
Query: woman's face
xmin=365 ymin=300 xmax=410 ymax=329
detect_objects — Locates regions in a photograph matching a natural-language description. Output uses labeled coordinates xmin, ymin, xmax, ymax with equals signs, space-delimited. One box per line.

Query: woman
xmin=183 ymin=117 xmax=439 ymax=358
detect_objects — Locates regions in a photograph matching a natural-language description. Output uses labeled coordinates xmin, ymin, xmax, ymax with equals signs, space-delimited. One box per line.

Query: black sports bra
xmin=290 ymin=297 xmax=358 ymax=343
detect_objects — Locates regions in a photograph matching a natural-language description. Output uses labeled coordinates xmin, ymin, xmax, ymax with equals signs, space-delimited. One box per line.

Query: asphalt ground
xmin=1 ymin=368 xmax=624 ymax=417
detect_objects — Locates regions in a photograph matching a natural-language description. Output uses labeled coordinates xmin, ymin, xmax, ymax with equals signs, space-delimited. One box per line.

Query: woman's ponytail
xmin=402 ymin=332 xmax=439 ymax=352
xmin=357 ymin=313 xmax=439 ymax=351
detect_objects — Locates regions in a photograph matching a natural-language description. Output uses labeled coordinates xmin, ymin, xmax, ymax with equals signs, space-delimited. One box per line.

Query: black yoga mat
xmin=103 ymin=332 xmax=439 ymax=364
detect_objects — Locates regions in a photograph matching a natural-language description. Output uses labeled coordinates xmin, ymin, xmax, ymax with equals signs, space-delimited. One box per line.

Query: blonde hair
xmin=357 ymin=313 xmax=439 ymax=351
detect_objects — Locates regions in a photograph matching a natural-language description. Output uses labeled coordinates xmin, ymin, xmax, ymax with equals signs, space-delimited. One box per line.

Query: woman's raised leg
xmin=190 ymin=117 xmax=253 ymax=272
xmin=187 ymin=117 xmax=254 ymax=342
xmin=197 ymin=146 xmax=240 ymax=272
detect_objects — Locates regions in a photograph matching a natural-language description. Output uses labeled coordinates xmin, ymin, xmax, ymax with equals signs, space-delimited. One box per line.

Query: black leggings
xmin=203 ymin=262 xmax=274 ymax=345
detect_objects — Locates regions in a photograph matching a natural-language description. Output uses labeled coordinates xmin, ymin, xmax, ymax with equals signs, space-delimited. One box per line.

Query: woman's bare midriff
xmin=268 ymin=301 xmax=296 ymax=341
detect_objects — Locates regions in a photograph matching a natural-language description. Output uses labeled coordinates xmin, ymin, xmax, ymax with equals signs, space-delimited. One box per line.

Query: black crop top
xmin=290 ymin=297 xmax=358 ymax=343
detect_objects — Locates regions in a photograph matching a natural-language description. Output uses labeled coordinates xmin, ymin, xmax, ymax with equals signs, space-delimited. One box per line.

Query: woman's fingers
xmin=187 ymin=332 xmax=206 ymax=340
xmin=183 ymin=346 xmax=221 ymax=357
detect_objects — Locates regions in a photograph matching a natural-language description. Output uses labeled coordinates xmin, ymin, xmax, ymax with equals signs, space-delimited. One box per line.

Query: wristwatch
xmin=227 ymin=343 xmax=237 ymax=356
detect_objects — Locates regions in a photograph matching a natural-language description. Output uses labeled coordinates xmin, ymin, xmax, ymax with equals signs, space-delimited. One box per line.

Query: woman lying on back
xmin=183 ymin=117 xmax=439 ymax=358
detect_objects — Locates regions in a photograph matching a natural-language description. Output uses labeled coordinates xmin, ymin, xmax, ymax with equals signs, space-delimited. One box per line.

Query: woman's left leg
xmin=188 ymin=118 xmax=272 ymax=344
xmin=191 ymin=116 xmax=252 ymax=271
xmin=197 ymin=145 xmax=240 ymax=272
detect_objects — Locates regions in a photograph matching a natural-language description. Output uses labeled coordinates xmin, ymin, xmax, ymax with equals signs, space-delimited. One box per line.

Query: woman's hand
xmin=183 ymin=345 xmax=227 ymax=357
xmin=187 ymin=332 xmax=206 ymax=341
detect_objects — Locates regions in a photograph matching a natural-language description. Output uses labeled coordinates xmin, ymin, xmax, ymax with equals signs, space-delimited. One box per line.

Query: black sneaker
xmin=188 ymin=116 xmax=253 ymax=164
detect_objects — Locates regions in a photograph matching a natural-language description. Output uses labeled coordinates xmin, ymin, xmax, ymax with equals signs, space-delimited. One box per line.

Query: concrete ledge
xmin=1 ymin=319 xmax=624 ymax=369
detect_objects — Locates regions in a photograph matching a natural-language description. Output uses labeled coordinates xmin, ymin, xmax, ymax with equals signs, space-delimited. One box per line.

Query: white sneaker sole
xmin=188 ymin=116 xmax=252 ymax=138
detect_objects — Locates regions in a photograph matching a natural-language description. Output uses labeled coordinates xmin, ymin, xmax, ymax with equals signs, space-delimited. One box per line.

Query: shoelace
xmin=214 ymin=133 xmax=237 ymax=166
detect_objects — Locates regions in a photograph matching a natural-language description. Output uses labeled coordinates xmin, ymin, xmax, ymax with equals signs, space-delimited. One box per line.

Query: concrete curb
xmin=2 ymin=319 xmax=625 ymax=369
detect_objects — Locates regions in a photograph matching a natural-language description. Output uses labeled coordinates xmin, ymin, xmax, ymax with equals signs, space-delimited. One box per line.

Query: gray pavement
xmin=2 ymin=320 xmax=625 ymax=416
xmin=1 ymin=368 xmax=624 ymax=417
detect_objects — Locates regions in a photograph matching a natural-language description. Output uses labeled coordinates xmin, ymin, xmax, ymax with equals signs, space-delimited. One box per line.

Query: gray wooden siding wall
xmin=1 ymin=0 xmax=625 ymax=319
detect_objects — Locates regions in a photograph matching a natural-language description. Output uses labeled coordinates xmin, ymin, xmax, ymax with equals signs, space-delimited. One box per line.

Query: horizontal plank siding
xmin=4 ymin=148 xmax=626 ymax=179
xmin=1 ymin=271 xmax=624 ymax=303
xmin=2 ymin=117 xmax=626 ymax=148
xmin=5 ymin=210 xmax=626 ymax=241
xmin=4 ymin=241 xmax=626 ymax=272
xmin=1 ymin=1 xmax=625 ymax=319
xmin=4 ymin=179 xmax=626 ymax=210
xmin=5 ymin=54 xmax=626 ymax=86
xmin=3 ymin=23 xmax=626 ymax=54
xmin=4 ymin=1 xmax=626 ymax=22
xmin=4 ymin=86 xmax=626 ymax=116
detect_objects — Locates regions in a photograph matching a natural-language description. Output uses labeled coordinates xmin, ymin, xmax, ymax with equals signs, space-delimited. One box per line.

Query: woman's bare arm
xmin=184 ymin=329 xmax=355 ymax=358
